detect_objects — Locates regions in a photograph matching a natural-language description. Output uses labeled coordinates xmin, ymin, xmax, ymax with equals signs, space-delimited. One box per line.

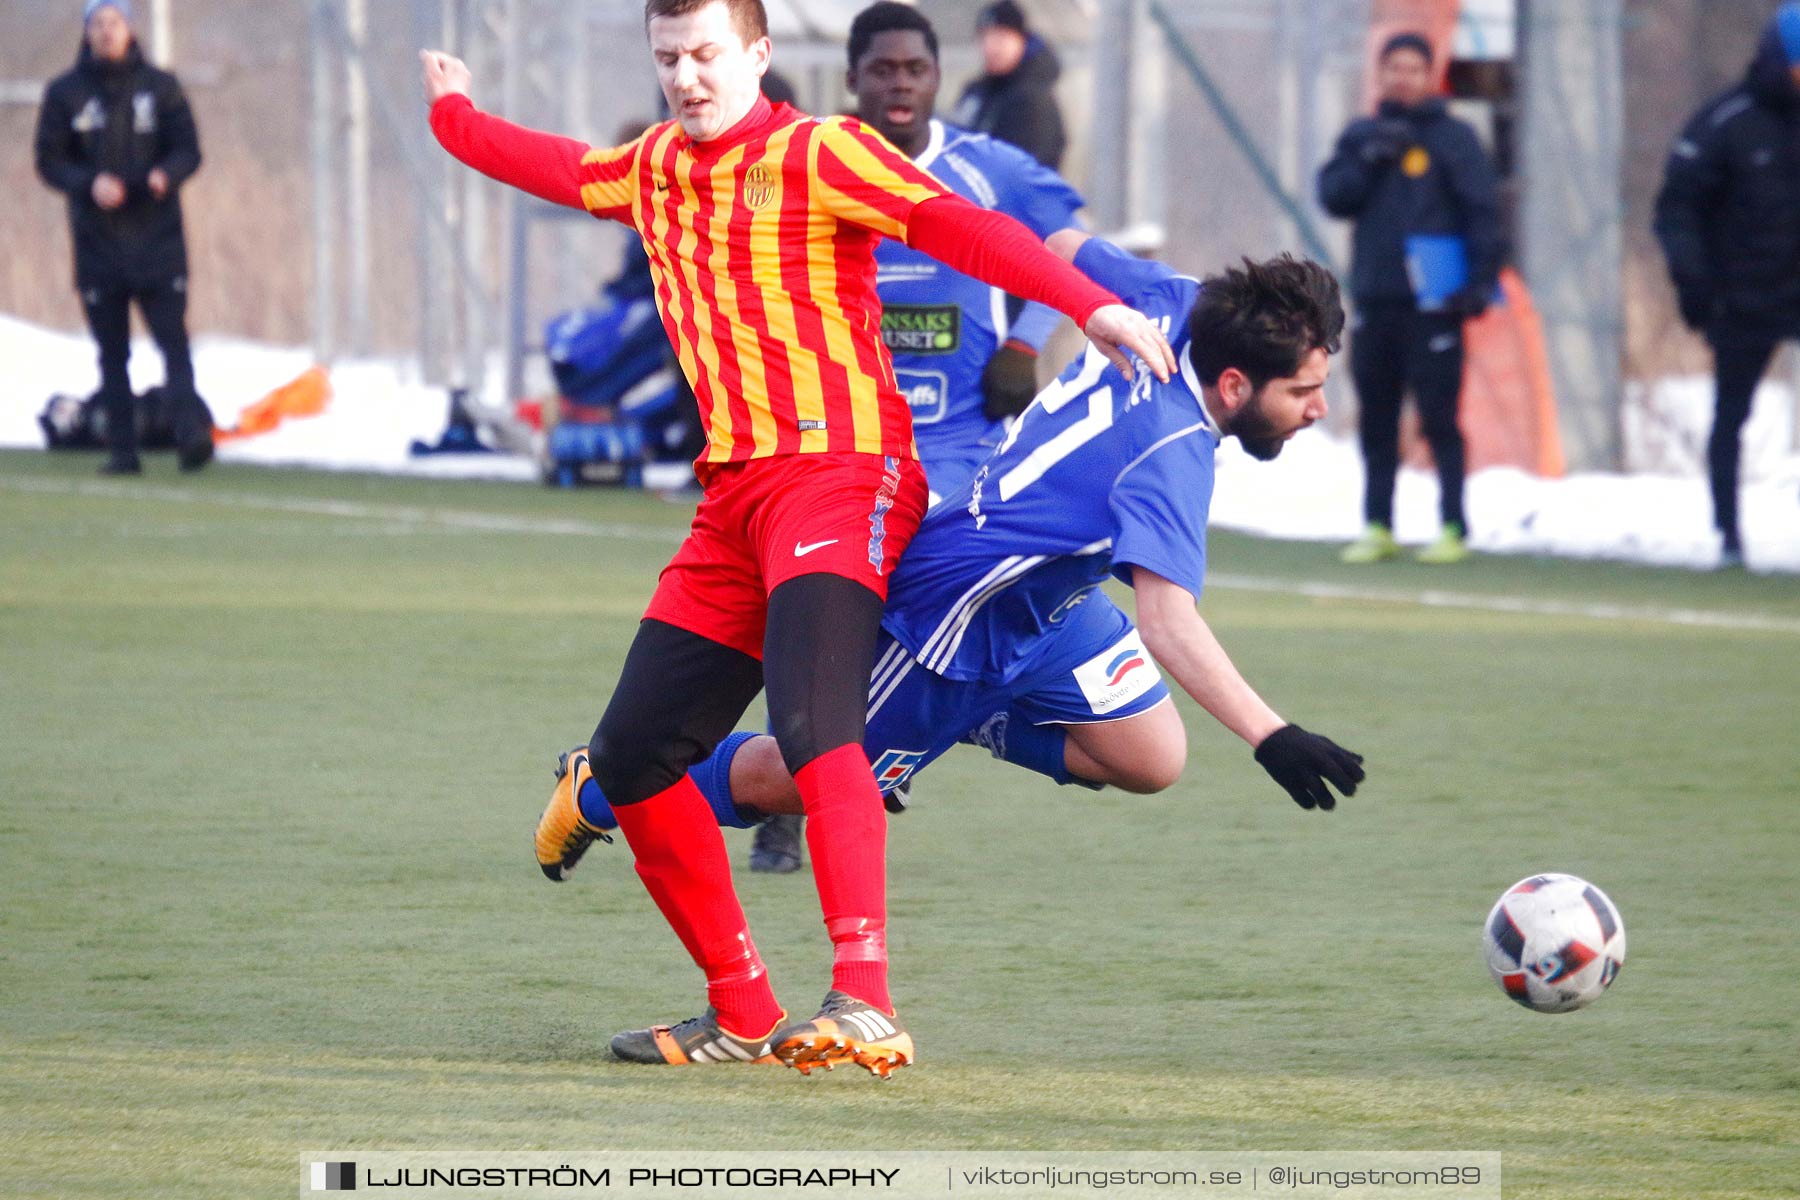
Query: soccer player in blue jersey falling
xmin=750 ymin=1 xmax=1090 ymax=873
xmin=718 ymin=231 xmax=1365 ymax=818
xmin=557 ymin=232 xmax=1368 ymax=1052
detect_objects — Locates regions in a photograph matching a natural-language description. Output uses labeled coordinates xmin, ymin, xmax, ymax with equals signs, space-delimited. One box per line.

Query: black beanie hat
xmin=977 ymin=1 xmax=1028 ymax=34
xmin=1379 ymin=31 xmax=1434 ymax=64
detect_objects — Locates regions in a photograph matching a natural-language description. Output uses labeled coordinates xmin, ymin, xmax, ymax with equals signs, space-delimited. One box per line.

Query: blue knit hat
xmin=1777 ymin=2 xmax=1800 ymax=68
xmin=84 ymin=0 xmax=132 ymax=23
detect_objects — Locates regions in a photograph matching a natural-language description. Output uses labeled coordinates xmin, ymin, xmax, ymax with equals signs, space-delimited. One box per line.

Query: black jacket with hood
xmin=34 ymin=39 xmax=201 ymax=290
xmin=1316 ymin=96 xmax=1503 ymax=309
xmin=1653 ymin=18 xmax=1800 ymax=329
xmin=952 ymin=37 xmax=1067 ymax=171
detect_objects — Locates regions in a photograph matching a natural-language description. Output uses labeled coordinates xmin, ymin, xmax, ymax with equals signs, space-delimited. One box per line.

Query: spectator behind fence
xmin=34 ymin=0 xmax=211 ymax=475
xmin=951 ymin=0 xmax=1066 ymax=171
xmin=1317 ymin=31 xmax=1501 ymax=566
xmin=1653 ymin=2 xmax=1800 ymax=570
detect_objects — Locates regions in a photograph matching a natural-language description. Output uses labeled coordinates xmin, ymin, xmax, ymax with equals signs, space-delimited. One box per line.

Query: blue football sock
xmin=965 ymin=710 xmax=1105 ymax=790
xmin=999 ymin=718 xmax=1075 ymax=785
xmin=576 ymin=775 xmax=618 ymax=830
xmin=966 ymin=709 xmax=1072 ymax=785
xmin=689 ymin=731 xmax=763 ymax=829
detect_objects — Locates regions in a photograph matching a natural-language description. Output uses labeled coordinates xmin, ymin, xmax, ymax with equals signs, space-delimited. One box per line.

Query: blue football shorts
xmin=862 ymin=588 xmax=1171 ymax=795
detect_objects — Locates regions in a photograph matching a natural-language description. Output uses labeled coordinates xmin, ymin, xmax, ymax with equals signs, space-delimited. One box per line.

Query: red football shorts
xmin=644 ymin=453 xmax=929 ymax=660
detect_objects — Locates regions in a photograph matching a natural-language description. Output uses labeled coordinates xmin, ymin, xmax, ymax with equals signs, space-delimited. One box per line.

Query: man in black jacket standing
xmin=951 ymin=1 xmax=1066 ymax=171
xmin=35 ymin=0 xmax=209 ymax=475
xmin=1317 ymin=32 xmax=1501 ymax=565
xmin=1654 ymin=4 xmax=1800 ymax=569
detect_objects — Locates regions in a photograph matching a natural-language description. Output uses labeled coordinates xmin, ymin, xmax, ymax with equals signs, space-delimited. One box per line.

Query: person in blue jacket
xmin=749 ymin=1 xmax=1087 ymax=873
xmin=1317 ymin=31 xmax=1502 ymax=566
xmin=853 ymin=1 xmax=1085 ymax=504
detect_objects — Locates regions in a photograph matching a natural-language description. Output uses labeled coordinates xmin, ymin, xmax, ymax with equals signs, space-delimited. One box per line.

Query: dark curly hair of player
xmin=1188 ymin=255 xmax=1345 ymax=390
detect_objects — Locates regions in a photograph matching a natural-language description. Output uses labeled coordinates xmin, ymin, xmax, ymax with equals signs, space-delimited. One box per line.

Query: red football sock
xmin=610 ymin=775 xmax=784 ymax=1037
xmin=795 ymin=743 xmax=892 ymax=1013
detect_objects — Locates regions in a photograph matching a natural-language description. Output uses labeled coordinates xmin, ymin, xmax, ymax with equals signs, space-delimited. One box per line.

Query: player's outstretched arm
xmin=905 ymin=197 xmax=1174 ymax=383
xmin=1132 ymin=567 xmax=1363 ymax=810
xmin=420 ymin=49 xmax=590 ymax=211
xmin=1133 ymin=567 xmax=1284 ymax=746
xmin=1082 ymin=304 xmax=1175 ymax=384
xmin=1041 ymin=226 xmax=1177 ymax=382
xmin=1046 ymin=228 xmax=1090 ymax=261
xmin=421 ymin=48 xmax=471 ymax=103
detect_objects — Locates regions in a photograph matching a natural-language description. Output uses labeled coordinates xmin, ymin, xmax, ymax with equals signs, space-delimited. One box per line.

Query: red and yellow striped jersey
xmin=576 ymin=100 xmax=950 ymax=463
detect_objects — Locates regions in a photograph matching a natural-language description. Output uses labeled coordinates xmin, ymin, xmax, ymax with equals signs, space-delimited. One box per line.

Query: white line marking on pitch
xmin=1207 ymin=573 xmax=1800 ymax=636
xmin=0 ymin=475 xmax=682 ymax=543
xmin=7 ymin=476 xmax=1795 ymax=635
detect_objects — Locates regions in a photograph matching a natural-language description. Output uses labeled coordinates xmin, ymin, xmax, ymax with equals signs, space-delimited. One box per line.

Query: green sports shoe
xmin=1415 ymin=523 xmax=1471 ymax=565
xmin=1340 ymin=524 xmax=1400 ymax=564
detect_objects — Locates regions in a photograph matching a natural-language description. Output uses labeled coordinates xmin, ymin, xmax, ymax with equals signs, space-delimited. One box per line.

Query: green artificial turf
xmin=2 ymin=450 xmax=1796 ymax=1198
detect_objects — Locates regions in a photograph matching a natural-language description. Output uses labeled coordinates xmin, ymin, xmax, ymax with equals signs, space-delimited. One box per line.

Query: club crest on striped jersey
xmin=741 ymin=162 xmax=777 ymax=209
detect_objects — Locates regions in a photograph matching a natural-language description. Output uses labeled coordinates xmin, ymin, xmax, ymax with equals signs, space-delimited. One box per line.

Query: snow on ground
xmin=0 ymin=315 xmax=536 ymax=483
xmin=2 ymin=314 xmax=1796 ymax=572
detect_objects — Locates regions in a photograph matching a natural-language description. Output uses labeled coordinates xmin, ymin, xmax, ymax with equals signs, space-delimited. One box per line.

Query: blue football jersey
xmin=877 ymin=121 xmax=1085 ymax=487
xmin=883 ymin=238 xmax=1220 ymax=685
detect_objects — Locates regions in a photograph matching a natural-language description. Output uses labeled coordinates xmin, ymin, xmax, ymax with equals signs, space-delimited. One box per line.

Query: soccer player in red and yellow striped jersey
xmin=422 ymin=0 xmax=1174 ymax=1076
xmin=568 ymin=95 xmax=942 ymax=464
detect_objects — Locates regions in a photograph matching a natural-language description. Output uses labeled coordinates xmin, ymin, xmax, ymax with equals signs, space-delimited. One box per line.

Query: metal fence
xmin=4 ymin=0 xmax=1794 ymax=471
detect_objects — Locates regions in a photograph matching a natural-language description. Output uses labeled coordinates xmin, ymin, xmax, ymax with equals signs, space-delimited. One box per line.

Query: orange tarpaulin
xmin=1366 ymin=0 xmax=1564 ymax=478
xmin=1398 ymin=268 xmax=1566 ymax=476
xmin=213 ymin=366 xmax=332 ymax=442
xmin=1457 ymin=268 xmax=1565 ymax=476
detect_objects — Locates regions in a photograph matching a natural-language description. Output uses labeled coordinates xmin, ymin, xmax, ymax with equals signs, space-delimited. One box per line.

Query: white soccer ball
xmin=1483 ymin=873 xmax=1626 ymax=1013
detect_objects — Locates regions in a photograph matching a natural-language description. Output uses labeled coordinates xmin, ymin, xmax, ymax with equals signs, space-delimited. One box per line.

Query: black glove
xmin=1253 ymin=724 xmax=1365 ymax=811
xmin=1357 ymin=118 xmax=1412 ymax=166
xmin=1675 ymin=283 xmax=1713 ymax=332
xmin=1445 ymin=284 xmax=1492 ymax=320
xmin=981 ymin=340 xmax=1040 ymax=420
